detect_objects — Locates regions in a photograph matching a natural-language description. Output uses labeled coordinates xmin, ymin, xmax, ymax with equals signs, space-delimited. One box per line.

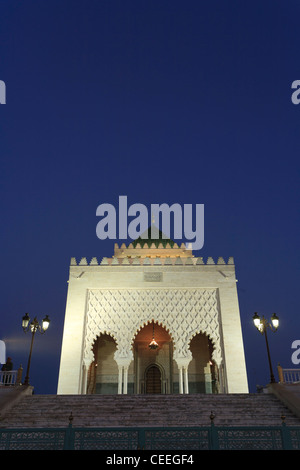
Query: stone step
xmin=1 ymin=393 xmax=300 ymax=429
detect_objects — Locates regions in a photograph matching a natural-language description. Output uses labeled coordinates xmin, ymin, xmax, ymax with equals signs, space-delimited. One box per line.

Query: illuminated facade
xmin=57 ymin=226 xmax=248 ymax=395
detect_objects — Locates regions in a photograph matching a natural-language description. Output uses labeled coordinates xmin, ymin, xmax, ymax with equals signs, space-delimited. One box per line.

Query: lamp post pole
xmin=24 ymin=324 xmax=36 ymax=386
xmin=263 ymin=320 xmax=276 ymax=384
xmin=22 ymin=314 xmax=50 ymax=386
xmin=253 ymin=313 xmax=279 ymax=384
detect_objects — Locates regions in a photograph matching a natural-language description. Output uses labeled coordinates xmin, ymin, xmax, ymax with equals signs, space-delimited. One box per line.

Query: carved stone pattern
xmin=84 ymin=289 xmax=223 ymax=366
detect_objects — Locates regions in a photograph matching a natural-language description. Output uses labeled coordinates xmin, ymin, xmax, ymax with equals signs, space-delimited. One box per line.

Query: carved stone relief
xmin=83 ymin=288 xmax=223 ymax=368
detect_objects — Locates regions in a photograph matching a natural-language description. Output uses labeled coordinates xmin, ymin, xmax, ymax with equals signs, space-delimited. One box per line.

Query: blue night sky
xmin=0 ymin=1 xmax=299 ymax=394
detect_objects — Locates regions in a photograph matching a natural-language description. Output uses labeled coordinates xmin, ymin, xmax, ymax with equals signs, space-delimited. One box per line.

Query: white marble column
xmin=184 ymin=367 xmax=189 ymax=394
xmin=114 ymin=353 xmax=133 ymax=395
xmin=123 ymin=366 xmax=128 ymax=395
xmin=174 ymin=354 xmax=192 ymax=395
xmin=118 ymin=365 xmax=123 ymax=394
xmin=179 ymin=367 xmax=183 ymax=394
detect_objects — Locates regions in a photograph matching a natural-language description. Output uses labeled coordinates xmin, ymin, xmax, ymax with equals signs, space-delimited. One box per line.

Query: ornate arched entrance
xmin=188 ymin=332 xmax=218 ymax=393
xmin=87 ymin=330 xmax=220 ymax=395
xmin=87 ymin=333 xmax=120 ymax=394
xmin=133 ymin=322 xmax=172 ymax=394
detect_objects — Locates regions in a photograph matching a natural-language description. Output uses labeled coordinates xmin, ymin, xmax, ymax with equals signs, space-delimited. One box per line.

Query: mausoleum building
xmin=57 ymin=226 xmax=248 ymax=395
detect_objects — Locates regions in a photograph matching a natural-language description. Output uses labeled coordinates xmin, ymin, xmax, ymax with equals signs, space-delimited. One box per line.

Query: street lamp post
xmin=22 ymin=313 xmax=50 ymax=386
xmin=252 ymin=312 xmax=279 ymax=384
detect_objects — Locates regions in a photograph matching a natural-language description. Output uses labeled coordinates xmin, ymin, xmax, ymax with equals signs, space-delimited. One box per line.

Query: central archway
xmin=133 ymin=322 xmax=173 ymax=394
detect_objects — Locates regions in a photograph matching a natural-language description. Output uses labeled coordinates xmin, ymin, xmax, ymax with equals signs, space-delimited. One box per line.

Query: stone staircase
xmin=1 ymin=391 xmax=300 ymax=429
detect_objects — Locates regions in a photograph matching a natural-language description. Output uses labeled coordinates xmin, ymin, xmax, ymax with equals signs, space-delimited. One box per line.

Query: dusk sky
xmin=0 ymin=1 xmax=299 ymax=394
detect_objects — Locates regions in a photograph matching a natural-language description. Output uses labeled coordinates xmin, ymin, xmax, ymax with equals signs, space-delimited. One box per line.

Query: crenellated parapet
xmin=114 ymin=239 xmax=194 ymax=259
xmin=70 ymin=256 xmax=235 ymax=266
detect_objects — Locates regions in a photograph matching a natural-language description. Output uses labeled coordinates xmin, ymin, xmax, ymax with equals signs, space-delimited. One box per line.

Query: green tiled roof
xmin=132 ymin=226 xmax=175 ymax=248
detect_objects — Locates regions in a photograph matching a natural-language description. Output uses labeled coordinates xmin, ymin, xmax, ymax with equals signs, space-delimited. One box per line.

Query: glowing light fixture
xmin=271 ymin=313 xmax=279 ymax=330
xmin=149 ymin=321 xmax=159 ymax=350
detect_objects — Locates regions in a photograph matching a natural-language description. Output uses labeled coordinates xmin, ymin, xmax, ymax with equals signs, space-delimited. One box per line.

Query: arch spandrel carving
xmin=84 ymin=288 xmax=223 ymax=367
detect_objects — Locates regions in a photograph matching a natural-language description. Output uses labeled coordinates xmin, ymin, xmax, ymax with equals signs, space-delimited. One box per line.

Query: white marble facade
xmin=57 ymin=228 xmax=248 ymax=395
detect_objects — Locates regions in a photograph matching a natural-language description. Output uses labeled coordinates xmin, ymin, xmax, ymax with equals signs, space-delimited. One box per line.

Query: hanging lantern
xmin=149 ymin=321 xmax=159 ymax=349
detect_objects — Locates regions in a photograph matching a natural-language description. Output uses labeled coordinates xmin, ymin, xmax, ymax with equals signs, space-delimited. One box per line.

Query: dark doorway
xmin=146 ymin=365 xmax=161 ymax=394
